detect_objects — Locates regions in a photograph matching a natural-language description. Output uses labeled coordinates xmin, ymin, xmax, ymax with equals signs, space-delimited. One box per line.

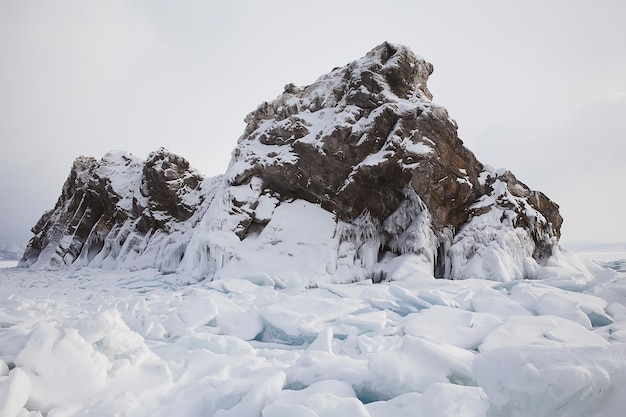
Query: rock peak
xmin=363 ymin=41 xmax=434 ymax=100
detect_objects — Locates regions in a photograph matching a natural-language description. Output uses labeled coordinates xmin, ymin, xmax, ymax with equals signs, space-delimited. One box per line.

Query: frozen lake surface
xmin=0 ymin=251 xmax=625 ymax=417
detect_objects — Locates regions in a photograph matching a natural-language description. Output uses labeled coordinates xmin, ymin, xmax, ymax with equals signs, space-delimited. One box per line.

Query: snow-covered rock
xmin=21 ymin=43 xmax=563 ymax=284
xmin=20 ymin=148 xmax=221 ymax=272
xmin=182 ymin=42 xmax=562 ymax=284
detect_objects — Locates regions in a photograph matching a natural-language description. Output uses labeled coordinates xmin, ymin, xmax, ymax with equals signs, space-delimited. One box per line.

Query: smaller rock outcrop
xmin=19 ymin=148 xmax=220 ymax=272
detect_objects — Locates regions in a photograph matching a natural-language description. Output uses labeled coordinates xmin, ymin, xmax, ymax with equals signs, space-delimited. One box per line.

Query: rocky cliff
xmin=180 ymin=42 xmax=562 ymax=283
xmin=22 ymin=43 xmax=563 ymax=283
xmin=20 ymin=148 xmax=220 ymax=272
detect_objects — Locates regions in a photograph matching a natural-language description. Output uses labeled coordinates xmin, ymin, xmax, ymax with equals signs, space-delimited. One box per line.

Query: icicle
xmin=336 ymin=210 xmax=382 ymax=273
xmin=382 ymin=189 xmax=437 ymax=268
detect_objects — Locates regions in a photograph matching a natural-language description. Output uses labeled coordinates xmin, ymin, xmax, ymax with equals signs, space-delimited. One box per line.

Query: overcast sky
xmin=1 ymin=0 xmax=625 ymax=246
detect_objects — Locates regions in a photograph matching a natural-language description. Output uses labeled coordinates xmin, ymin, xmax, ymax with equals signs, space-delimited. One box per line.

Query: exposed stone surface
xmin=20 ymin=148 xmax=219 ymax=272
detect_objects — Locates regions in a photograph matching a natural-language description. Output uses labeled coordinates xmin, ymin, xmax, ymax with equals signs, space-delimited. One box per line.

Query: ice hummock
xmin=1 ymin=253 xmax=625 ymax=416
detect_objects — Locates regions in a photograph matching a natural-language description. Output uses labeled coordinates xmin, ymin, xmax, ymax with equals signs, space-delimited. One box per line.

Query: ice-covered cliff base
xmin=182 ymin=193 xmax=575 ymax=286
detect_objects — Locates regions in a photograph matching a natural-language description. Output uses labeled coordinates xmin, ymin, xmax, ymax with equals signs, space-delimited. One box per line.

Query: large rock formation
xmin=22 ymin=43 xmax=563 ymax=283
xmin=181 ymin=42 xmax=562 ymax=283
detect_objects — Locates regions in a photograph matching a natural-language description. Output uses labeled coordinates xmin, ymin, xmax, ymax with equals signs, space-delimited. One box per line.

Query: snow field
xmin=0 ymin=262 xmax=625 ymax=417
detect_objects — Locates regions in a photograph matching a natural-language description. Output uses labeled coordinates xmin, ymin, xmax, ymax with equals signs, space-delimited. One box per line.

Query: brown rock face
xmin=140 ymin=149 xmax=203 ymax=224
xmin=20 ymin=149 xmax=210 ymax=271
xmin=227 ymin=43 xmax=561 ymax=258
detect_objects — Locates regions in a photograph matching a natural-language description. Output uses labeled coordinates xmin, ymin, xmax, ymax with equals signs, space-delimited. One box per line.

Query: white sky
xmin=1 ymin=0 xmax=625 ymax=245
